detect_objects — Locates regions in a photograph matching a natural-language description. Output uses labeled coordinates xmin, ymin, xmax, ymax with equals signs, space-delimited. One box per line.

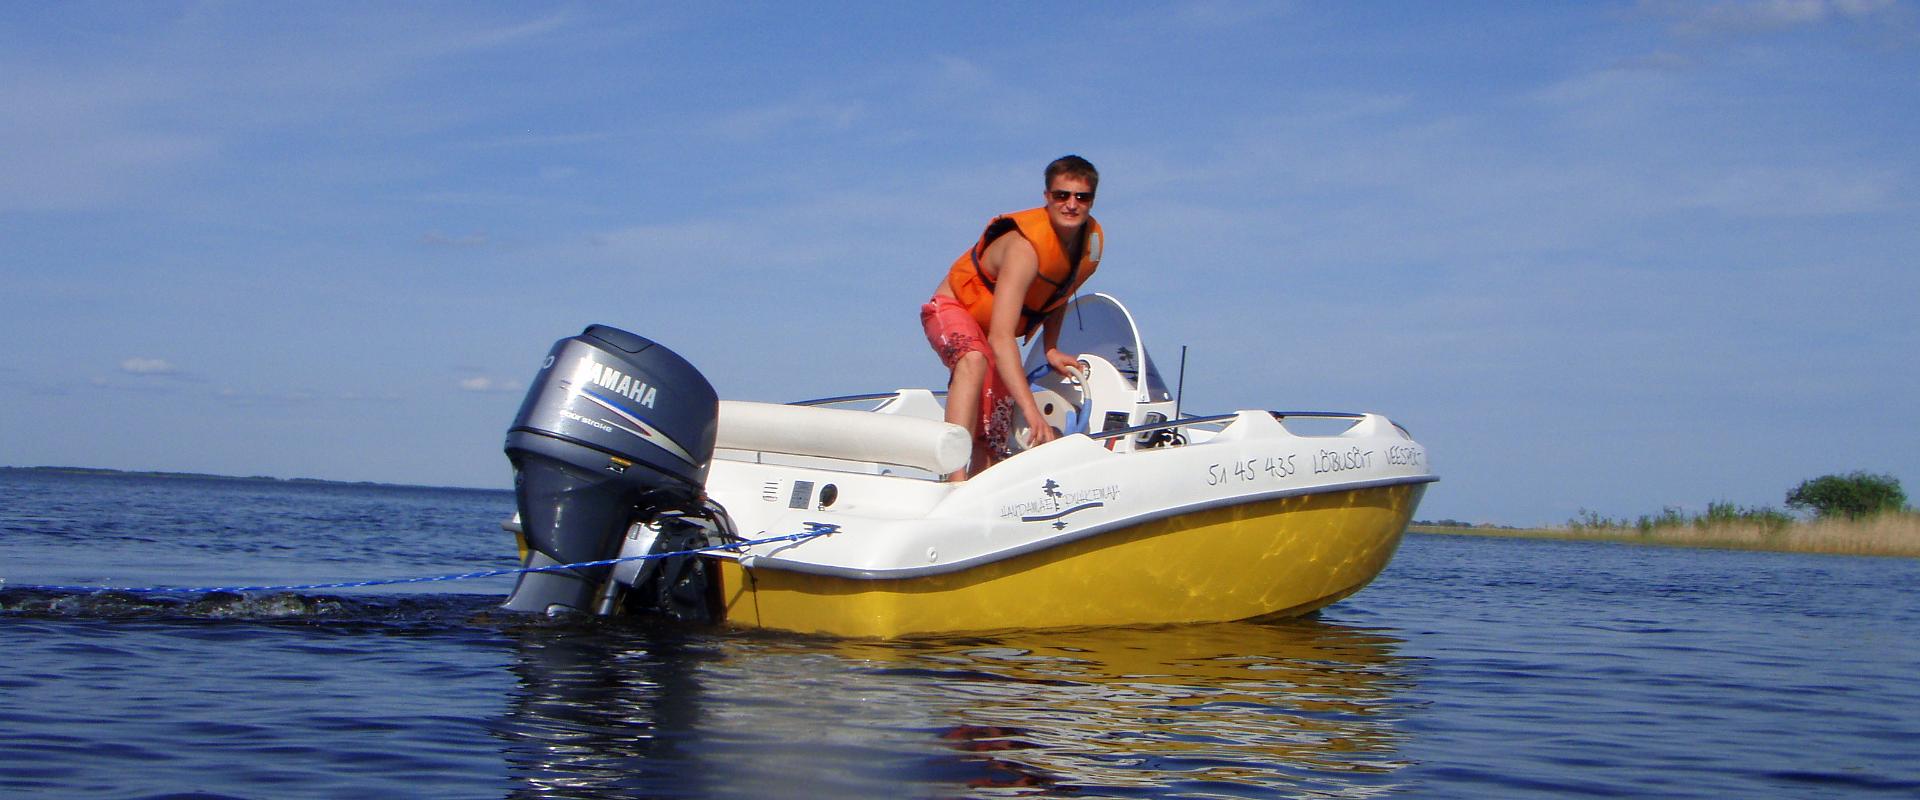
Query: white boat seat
xmin=715 ymin=400 xmax=970 ymax=474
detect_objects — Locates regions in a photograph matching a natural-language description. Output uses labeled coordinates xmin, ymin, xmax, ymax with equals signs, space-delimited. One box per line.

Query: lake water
xmin=2 ymin=470 xmax=1916 ymax=798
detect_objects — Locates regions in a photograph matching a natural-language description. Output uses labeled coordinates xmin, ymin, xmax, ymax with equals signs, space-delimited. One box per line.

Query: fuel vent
xmin=761 ymin=481 xmax=781 ymax=502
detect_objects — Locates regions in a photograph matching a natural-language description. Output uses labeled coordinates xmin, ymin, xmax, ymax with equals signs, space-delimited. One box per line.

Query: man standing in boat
xmin=921 ymin=155 xmax=1103 ymax=480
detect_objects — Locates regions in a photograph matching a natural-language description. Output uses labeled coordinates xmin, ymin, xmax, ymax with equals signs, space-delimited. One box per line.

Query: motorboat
xmin=500 ymin=294 xmax=1435 ymax=638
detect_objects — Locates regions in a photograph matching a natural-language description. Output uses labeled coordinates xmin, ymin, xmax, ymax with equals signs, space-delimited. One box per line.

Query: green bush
xmin=1635 ymin=505 xmax=1687 ymax=535
xmin=1785 ymin=472 xmax=1906 ymax=520
xmin=1569 ymin=508 xmax=1623 ymax=530
xmin=1697 ymin=500 xmax=1793 ymax=535
xmin=1700 ymin=501 xmax=1741 ymax=526
xmin=1568 ymin=501 xmax=1796 ymax=535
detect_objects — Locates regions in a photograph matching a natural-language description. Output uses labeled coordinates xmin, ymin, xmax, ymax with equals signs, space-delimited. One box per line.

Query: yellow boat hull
xmin=715 ymin=482 xmax=1421 ymax=638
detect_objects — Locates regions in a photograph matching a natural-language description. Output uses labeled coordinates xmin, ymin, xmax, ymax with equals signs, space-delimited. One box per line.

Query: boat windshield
xmin=1022 ymin=294 xmax=1174 ymax=402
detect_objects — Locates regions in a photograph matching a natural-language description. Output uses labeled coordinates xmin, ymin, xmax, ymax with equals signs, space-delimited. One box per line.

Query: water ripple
xmin=4 ymin=472 xmax=1919 ymax=797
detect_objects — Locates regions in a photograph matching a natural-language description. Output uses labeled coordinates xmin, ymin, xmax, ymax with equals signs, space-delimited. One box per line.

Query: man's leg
xmin=945 ymin=350 xmax=988 ymax=481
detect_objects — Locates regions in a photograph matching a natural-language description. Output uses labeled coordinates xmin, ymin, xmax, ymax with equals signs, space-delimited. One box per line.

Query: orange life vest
xmin=943 ymin=207 xmax=1103 ymax=337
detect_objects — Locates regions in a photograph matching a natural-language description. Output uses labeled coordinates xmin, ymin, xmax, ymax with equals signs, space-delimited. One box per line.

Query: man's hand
xmin=1022 ymin=411 xmax=1060 ymax=447
xmin=1045 ymin=347 xmax=1082 ymax=380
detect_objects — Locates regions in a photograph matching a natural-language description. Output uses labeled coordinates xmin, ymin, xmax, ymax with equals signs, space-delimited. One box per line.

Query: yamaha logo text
xmin=573 ymin=356 xmax=659 ymax=408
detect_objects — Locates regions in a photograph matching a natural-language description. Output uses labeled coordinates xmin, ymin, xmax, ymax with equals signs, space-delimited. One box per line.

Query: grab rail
xmin=1088 ymin=411 xmax=1367 ymax=441
xmin=787 ymin=394 xmax=1396 ymax=442
xmin=791 ymin=391 xmax=946 ymax=408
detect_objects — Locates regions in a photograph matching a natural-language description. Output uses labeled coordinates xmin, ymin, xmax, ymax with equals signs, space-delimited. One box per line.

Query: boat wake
xmin=0 ymin=587 xmax=495 ymax=624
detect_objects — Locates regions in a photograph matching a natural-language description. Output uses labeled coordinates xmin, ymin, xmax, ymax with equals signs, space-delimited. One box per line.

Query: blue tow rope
xmin=0 ymin=523 xmax=839 ymax=596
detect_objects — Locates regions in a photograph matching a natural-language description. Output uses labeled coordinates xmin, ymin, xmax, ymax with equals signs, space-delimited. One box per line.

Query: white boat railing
xmin=788 ymin=391 xmax=1399 ymax=449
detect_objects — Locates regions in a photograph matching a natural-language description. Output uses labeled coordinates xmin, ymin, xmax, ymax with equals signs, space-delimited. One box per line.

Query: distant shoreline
xmin=0 ymin=465 xmax=509 ymax=495
xmin=1411 ymin=519 xmax=1920 ymax=559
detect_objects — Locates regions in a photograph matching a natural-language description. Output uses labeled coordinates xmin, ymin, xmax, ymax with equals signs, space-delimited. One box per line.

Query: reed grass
xmin=1411 ymin=513 xmax=1920 ymax=558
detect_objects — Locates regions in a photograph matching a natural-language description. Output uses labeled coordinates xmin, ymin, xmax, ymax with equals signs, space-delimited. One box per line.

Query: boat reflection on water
xmin=489 ymin=620 xmax=721 ymax=799
xmin=845 ymin=619 xmax=1418 ymax=795
xmin=490 ymin=617 xmax=1415 ymax=798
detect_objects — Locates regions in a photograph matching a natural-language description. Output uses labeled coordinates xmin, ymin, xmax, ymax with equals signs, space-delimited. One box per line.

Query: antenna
xmin=1175 ymin=345 xmax=1188 ymax=419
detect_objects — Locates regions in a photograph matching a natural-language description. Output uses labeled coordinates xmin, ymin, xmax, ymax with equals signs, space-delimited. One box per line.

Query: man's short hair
xmin=1045 ymin=155 xmax=1099 ymax=193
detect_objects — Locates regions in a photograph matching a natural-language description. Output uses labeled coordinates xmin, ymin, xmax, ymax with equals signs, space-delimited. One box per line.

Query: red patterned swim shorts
xmin=920 ymin=295 xmax=1014 ymax=461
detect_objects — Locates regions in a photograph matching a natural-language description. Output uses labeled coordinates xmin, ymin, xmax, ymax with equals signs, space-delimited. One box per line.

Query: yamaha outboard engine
xmin=501 ymin=325 xmax=718 ymax=615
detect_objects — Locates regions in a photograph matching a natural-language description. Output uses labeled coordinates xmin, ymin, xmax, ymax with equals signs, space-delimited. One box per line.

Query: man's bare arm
xmin=983 ymin=237 xmax=1059 ymax=447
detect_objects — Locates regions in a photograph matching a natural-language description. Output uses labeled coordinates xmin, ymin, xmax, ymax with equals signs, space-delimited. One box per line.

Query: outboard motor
xmin=501 ymin=325 xmax=718 ymax=615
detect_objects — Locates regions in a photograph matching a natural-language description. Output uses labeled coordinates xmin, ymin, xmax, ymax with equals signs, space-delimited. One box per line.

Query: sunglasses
xmin=1047 ymin=189 xmax=1095 ymax=203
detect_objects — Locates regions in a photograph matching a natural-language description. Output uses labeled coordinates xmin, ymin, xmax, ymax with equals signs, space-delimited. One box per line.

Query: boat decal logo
xmin=1002 ymin=478 xmax=1120 ymax=530
xmin=575 ymin=389 xmax=698 ymax=465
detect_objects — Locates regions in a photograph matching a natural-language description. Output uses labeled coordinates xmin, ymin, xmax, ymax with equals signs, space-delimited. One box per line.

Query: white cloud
xmin=459 ymin=376 xmax=522 ymax=393
xmin=120 ymin=357 xmax=178 ymax=376
xmin=1644 ymin=0 xmax=1902 ymax=35
xmin=0 ymin=8 xmax=582 ymax=213
xmin=1679 ymin=164 xmax=1901 ymax=216
xmin=0 ymin=70 xmax=218 ymax=211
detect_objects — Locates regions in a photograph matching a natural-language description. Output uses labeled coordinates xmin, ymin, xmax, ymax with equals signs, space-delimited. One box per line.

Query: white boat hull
xmin=702 ymin=409 xmax=1432 ymax=638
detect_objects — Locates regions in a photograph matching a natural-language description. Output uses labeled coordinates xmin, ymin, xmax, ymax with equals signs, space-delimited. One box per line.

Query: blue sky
xmin=3 ymin=1 xmax=1915 ymax=526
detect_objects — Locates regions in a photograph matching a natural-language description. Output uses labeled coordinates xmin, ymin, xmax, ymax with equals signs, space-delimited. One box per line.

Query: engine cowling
xmin=500 ymin=325 xmax=718 ymax=615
